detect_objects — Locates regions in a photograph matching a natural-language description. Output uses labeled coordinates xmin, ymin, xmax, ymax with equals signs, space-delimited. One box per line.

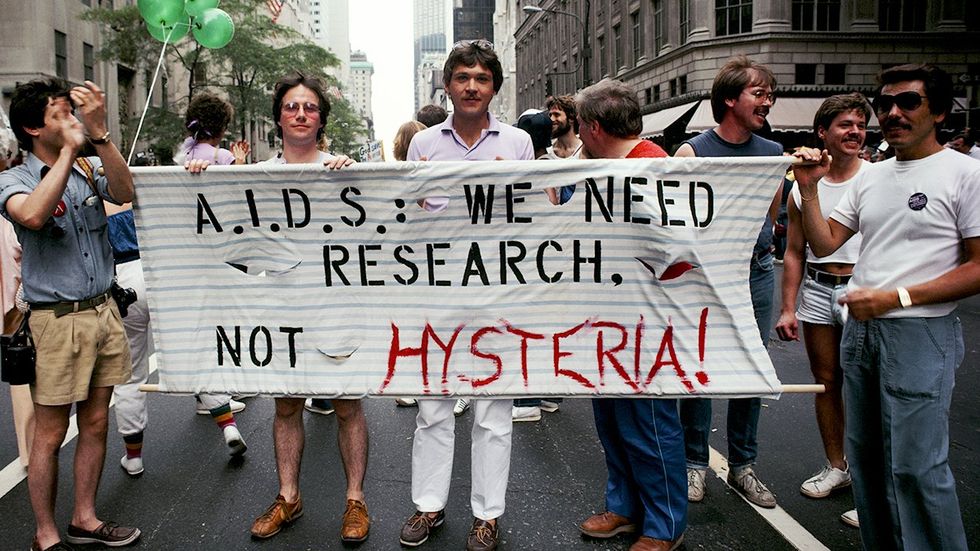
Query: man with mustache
xmin=547 ymin=94 xmax=582 ymax=159
xmin=399 ymin=40 xmax=533 ymax=551
xmin=674 ymin=55 xmax=783 ymax=509
xmin=795 ymin=63 xmax=978 ymax=551
xmin=775 ymin=93 xmax=872 ymax=528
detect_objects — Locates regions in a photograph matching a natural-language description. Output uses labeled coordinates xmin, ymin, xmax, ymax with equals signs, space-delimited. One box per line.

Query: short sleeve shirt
xmin=0 ymin=153 xmax=118 ymax=302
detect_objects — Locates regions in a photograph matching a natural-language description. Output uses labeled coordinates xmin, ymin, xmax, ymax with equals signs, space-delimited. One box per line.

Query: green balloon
xmin=193 ymin=8 xmax=235 ymax=49
xmin=146 ymin=18 xmax=190 ymax=43
xmin=138 ymin=0 xmax=185 ymax=27
xmin=184 ymin=0 xmax=220 ymax=18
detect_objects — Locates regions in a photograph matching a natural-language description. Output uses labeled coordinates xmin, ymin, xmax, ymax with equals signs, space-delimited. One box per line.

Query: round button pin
xmin=908 ymin=192 xmax=927 ymax=211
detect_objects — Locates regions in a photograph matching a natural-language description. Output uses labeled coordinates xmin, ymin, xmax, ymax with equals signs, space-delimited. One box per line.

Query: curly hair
xmin=185 ymin=93 xmax=234 ymax=141
xmin=9 ymin=78 xmax=71 ymax=152
xmin=546 ymin=94 xmax=578 ymax=134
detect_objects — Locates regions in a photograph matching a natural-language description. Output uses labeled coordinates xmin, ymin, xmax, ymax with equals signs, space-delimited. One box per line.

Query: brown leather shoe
xmin=341 ymin=499 xmax=370 ymax=543
xmin=579 ymin=511 xmax=636 ymax=538
xmin=250 ymin=494 xmax=303 ymax=539
xmin=629 ymin=534 xmax=685 ymax=551
xmin=465 ymin=518 xmax=499 ymax=551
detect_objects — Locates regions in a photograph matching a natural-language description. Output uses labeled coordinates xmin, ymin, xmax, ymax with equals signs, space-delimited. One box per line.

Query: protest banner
xmin=132 ymin=157 xmax=790 ymax=398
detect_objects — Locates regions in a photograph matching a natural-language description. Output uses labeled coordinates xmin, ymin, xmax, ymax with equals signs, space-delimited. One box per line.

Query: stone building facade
xmin=516 ymin=0 xmax=980 ymax=149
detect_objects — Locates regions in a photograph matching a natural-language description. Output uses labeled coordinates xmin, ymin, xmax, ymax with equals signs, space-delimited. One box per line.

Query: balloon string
xmin=126 ymin=25 xmax=174 ymax=165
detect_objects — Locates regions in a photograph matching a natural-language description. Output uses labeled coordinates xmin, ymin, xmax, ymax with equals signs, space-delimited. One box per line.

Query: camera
xmin=110 ymin=282 xmax=138 ymax=318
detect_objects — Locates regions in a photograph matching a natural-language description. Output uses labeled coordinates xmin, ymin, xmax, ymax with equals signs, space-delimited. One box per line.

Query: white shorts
xmin=796 ymin=276 xmax=847 ymax=326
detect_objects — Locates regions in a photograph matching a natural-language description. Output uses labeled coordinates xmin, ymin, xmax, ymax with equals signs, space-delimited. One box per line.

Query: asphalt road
xmin=1 ymin=273 xmax=977 ymax=550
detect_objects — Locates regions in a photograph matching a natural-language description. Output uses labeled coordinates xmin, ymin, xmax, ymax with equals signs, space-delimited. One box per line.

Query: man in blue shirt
xmin=0 ymin=78 xmax=140 ymax=551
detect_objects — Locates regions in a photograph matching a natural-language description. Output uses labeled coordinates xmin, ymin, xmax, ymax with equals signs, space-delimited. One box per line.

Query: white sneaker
xmin=800 ymin=464 xmax=851 ymax=498
xmin=120 ymin=454 xmax=144 ymax=477
xmin=539 ymin=399 xmax=561 ymax=413
xmin=512 ymin=406 xmax=542 ymax=422
xmin=304 ymin=398 xmax=335 ymax=415
xmin=453 ymin=398 xmax=471 ymax=416
xmin=840 ymin=509 xmax=860 ymax=528
xmin=223 ymin=425 xmax=247 ymax=456
xmin=395 ymin=397 xmax=418 ymax=407
xmin=687 ymin=468 xmax=706 ymax=502
xmin=196 ymin=398 xmax=246 ymax=415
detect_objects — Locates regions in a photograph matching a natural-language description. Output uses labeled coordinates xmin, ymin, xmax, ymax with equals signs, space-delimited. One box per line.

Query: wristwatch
xmin=896 ymin=287 xmax=912 ymax=308
xmin=88 ymin=131 xmax=111 ymax=145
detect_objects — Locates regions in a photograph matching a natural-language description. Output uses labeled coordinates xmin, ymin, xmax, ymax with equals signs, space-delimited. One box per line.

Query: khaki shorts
xmin=29 ymin=299 xmax=132 ymax=406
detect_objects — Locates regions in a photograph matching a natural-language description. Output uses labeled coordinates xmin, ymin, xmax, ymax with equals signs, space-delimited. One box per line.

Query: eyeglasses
xmin=745 ymin=89 xmax=776 ymax=104
xmin=452 ymin=39 xmax=494 ymax=51
xmin=282 ymin=101 xmax=320 ymax=116
xmin=872 ymin=91 xmax=924 ymax=113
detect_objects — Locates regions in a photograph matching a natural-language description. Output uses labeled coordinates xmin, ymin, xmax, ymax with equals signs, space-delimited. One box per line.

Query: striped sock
xmin=210 ymin=403 xmax=237 ymax=430
xmin=123 ymin=432 xmax=143 ymax=459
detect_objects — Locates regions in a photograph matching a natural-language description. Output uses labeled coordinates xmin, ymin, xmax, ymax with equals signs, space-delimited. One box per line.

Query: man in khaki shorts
xmin=0 ymin=78 xmax=140 ymax=551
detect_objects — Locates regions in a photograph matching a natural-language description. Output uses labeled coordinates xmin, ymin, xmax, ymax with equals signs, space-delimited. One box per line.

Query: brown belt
xmin=30 ymin=291 xmax=111 ymax=318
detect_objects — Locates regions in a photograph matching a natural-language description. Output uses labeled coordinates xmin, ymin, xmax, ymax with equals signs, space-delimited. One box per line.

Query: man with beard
xmin=775 ymin=93 xmax=871 ymax=528
xmin=546 ymin=94 xmax=582 ymax=159
xmin=675 ymin=55 xmax=783 ymax=509
xmin=795 ymin=63 xmax=978 ymax=551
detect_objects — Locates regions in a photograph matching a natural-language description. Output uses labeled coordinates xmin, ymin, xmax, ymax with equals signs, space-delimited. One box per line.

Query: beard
xmin=552 ymin=120 xmax=572 ymax=138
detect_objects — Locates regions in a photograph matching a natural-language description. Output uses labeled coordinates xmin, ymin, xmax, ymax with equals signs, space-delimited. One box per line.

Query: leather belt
xmin=806 ymin=266 xmax=851 ymax=286
xmin=30 ymin=291 xmax=111 ymax=318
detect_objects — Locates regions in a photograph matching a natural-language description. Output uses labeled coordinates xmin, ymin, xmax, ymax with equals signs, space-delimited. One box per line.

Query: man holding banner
xmin=398 ymin=40 xmax=533 ymax=551
xmin=795 ymin=63 xmax=979 ymax=551
xmin=573 ymin=79 xmax=685 ymax=551
xmin=675 ymin=56 xmax=783 ymax=509
xmin=240 ymin=72 xmax=371 ymax=545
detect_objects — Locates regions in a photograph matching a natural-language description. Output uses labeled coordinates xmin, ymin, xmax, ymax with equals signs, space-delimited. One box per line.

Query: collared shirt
xmin=407 ymin=112 xmax=534 ymax=162
xmin=407 ymin=112 xmax=534 ymax=211
xmin=0 ymin=153 xmax=119 ymax=302
xmin=258 ymin=150 xmax=336 ymax=165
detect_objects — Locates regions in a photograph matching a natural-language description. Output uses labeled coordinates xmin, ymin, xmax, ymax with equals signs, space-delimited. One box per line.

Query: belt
xmin=806 ymin=266 xmax=851 ymax=286
xmin=30 ymin=291 xmax=111 ymax=318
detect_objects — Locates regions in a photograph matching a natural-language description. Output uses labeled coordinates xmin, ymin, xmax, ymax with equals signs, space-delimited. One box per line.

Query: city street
xmin=1 ymin=273 xmax=977 ymax=550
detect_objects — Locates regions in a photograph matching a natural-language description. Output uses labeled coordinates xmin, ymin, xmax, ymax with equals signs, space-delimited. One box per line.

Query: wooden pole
xmin=139 ymin=383 xmax=825 ymax=394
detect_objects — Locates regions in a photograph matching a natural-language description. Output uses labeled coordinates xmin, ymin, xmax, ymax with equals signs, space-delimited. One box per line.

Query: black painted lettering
xmin=394 ymin=245 xmax=419 ymax=285
xmin=196 ymin=194 xmax=223 ymax=233
xmin=573 ymin=240 xmax=602 ymax=282
xmin=279 ymin=327 xmax=302 ymax=367
xmin=690 ymin=181 xmax=714 ymax=228
xmin=426 ymin=243 xmax=452 ymax=286
xmin=499 ymin=241 xmax=527 ymax=284
xmin=624 ymin=177 xmax=650 ymax=224
xmin=323 ymin=245 xmax=351 ymax=286
xmin=216 ymin=325 xmax=241 ymax=366
xmin=657 ymin=180 xmax=686 ymax=227
xmin=249 ymin=326 xmax=273 ymax=366
xmin=283 ymin=189 xmax=311 ymax=228
xmin=244 ymin=189 xmax=260 ymax=227
xmin=358 ymin=244 xmax=384 ymax=286
xmin=464 ymin=185 xmax=495 ymax=224
xmin=505 ymin=182 xmax=533 ymax=224
xmin=340 ymin=187 xmax=366 ymax=227
xmin=462 ymin=242 xmax=490 ymax=286
xmin=536 ymin=240 xmax=563 ymax=283
xmin=585 ymin=177 xmax=614 ymax=222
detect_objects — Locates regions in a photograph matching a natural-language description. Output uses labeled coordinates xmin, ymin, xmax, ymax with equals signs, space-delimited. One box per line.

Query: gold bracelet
xmin=88 ymin=131 xmax=111 ymax=145
xmin=800 ymin=193 xmax=818 ymax=202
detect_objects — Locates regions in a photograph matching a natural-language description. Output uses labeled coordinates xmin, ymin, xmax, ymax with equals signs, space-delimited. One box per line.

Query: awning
xmin=640 ymin=101 xmax=701 ymax=137
xmin=686 ymin=97 xmax=880 ymax=133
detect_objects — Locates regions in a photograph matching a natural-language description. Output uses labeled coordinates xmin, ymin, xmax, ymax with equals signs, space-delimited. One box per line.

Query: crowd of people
xmin=0 ymin=37 xmax=977 ymax=551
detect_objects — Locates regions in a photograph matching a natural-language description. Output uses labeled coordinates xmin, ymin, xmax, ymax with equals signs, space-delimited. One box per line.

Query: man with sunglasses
xmin=0 ymin=78 xmax=140 ymax=551
xmin=399 ymin=39 xmax=533 ymax=551
xmin=794 ymin=64 xmax=978 ymax=551
xmin=241 ymin=72 xmax=370 ymax=545
xmin=675 ymin=56 xmax=783 ymax=509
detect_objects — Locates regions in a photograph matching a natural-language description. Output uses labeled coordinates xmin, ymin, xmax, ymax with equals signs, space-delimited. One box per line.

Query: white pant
xmin=112 ymin=259 xmax=231 ymax=435
xmin=412 ymin=399 xmax=513 ymax=520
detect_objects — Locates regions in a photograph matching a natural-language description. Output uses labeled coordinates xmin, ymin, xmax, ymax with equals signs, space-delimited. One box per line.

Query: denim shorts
xmin=797 ymin=276 xmax=846 ymax=326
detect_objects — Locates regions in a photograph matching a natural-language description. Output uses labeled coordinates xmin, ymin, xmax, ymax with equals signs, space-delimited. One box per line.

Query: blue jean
xmin=842 ymin=314 xmax=967 ymax=551
xmin=593 ymin=398 xmax=687 ymax=540
xmin=680 ymin=253 xmax=774 ymax=469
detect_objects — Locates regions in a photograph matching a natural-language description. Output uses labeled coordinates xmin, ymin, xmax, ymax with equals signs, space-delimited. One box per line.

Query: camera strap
xmin=75 ymin=157 xmax=101 ymax=199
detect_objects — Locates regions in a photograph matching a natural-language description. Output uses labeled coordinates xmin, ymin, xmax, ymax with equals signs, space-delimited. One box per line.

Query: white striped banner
xmin=131 ymin=157 xmax=789 ymax=398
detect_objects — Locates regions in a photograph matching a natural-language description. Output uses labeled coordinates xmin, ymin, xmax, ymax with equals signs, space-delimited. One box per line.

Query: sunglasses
xmin=872 ymin=91 xmax=924 ymax=113
xmin=281 ymin=101 xmax=320 ymax=116
xmin=452 ymin=39 xmax=494 ymax=51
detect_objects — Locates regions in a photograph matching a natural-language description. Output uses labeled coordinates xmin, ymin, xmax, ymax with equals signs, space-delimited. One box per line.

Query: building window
xmin=679 ymin=0 xmax=690 ymax=45
xmin=670 ymin=78 xmax=677 ymax=97
xmin=879 ymin=0 xmax=926 ymax=31
xmin=716 ymin=0 xmax=752 ymax=36
xmin=598 ymin=34 xmax=608 ymax=76
xmin=83 ymin=43 xmax=95 ymax=82
xmin=679 ymin=74 xmax=688 ymax=94
xmin=824 ymin=63 xmax=846 ymax=85
xmin=55 ymin=31 xmax=68 ymax=79
xmin=653 ymin=84 xmax=661 ymax=101
xmin=645 ymin=87 xmax=652 ymax=104
xmin=613 ymin=24 xmax=623 ymax=71
xmin=796 ymin=63 xmax=817 ymax=84
xmin=653 ymin=0 xmax=664 ymax=54
xmin=631 ymin=11 xmax=643 ymax=62
xmin=792 ymin=0 xmax=841 ymax=31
